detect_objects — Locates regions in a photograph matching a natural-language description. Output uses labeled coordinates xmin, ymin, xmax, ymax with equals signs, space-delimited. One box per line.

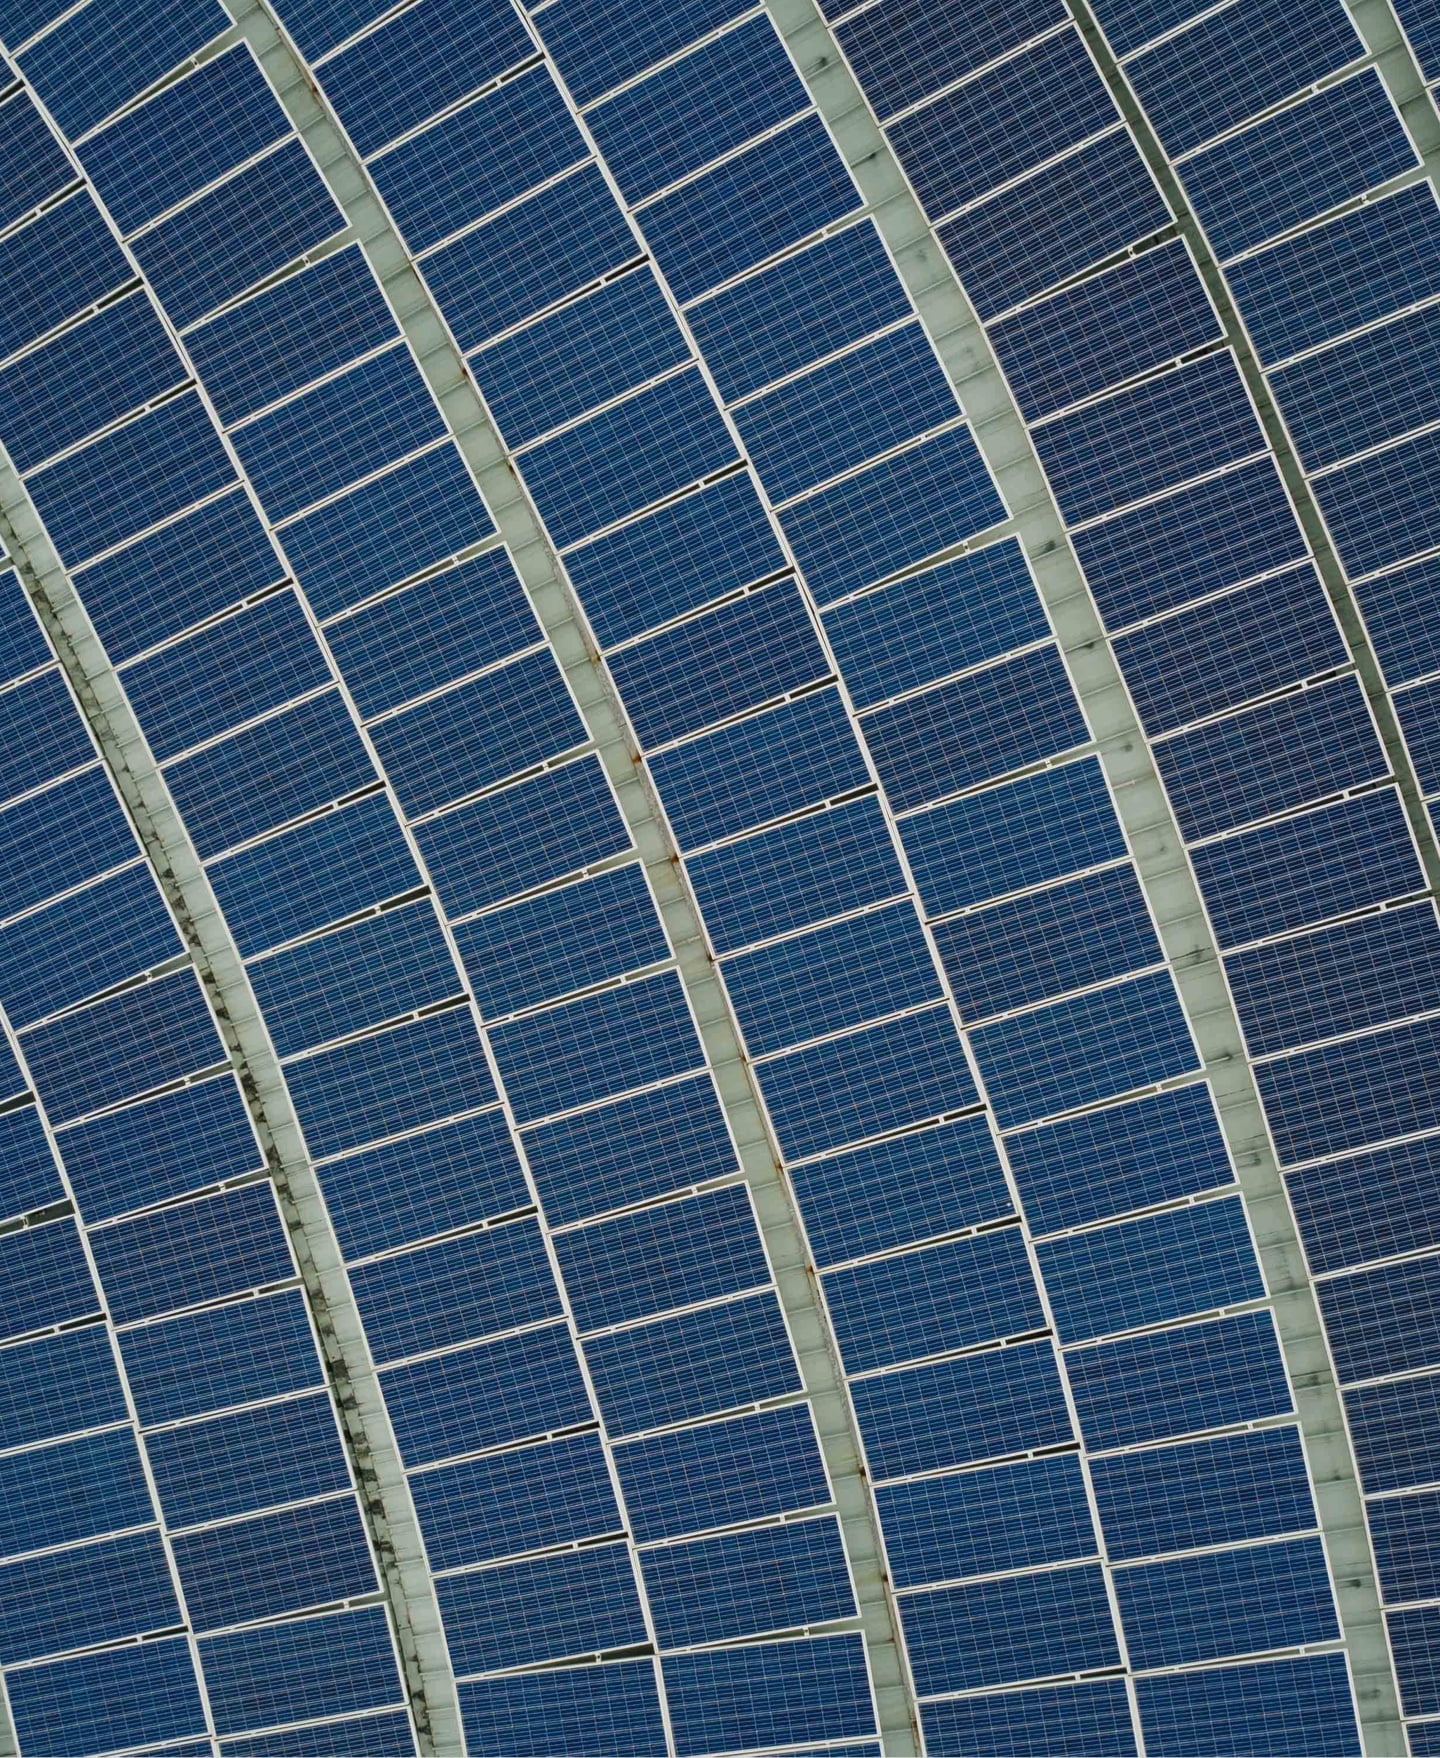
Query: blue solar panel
xmin=457 ymin=863 xmax=667 ymax=1018
xmin=1229 ymin=183 xmax=1440 ymax=365
xmin=423 ymin=167 xmax=639 ymax=350
xmin=879 ymin=1452 xmax=1094 ymax=1588
xmin=903 ymin=1562 xmax=1121 ymax=1695
xmin=370 ymin=67 xmax=583 ymax=259
xmin=737 ymin=324 xmax=958 ymax=503
xmin=459 ymin=1660 xmax=666 ymax=1758
xmin=0 ymin=1102 xmax=62 ymax=1220
xmin=235 ymin=346 xmax=443 ymax=524
xmin=689 ymin=221 xmax=911 ymax=405
xmin=992 ymin=238 xmax=1218 ymax=420
xmin=1196 ymin=787 xmax=1420 ymax=951
xmin=1116 ymin=1535 xmax=1338 ymax=1668
xmin=584 ymin=1290 xmax=800 ymax=1435
xmin=826 ymin=1225 xmax=1041 ymax=1371
xmin=1093 ymin=1424 xmax=1316 ymax=1560
xmin=889 ymin=29 xmax=1116 ymax=218
xmin=76 ymin=488 xmax=283 ymax=664
xmin=837 ymin=0 xmax=1065 ymax=120
xmin=1357 ymin=553 xmax=1440 ymax=687
xmin=381 ymin=1321 xmax=591 ymax=1466
xmin=643 ymin=1515 xmax=853 ymax=1648
xmin=146 ymin=1390 xmax=350 ymax=1527
xmin=370 ymin=648 xmax=585 ymax=819
xmin=187 ymin=243 xmax=397 ymax=426
xmin=902 ymin=757 xmax=1124 ymax=918
xmin=922 ymin=1680 xmax=1136 ymax=1758
xmin=1392 ymin=1605 xmax=1440 ymax=1715
xmin=1154 ymin=674 xmax=1386 ymax=842
xmin=939 ymin=127 xmax=1169 ymax=320
xmin=524 ymin=367 xmax=736 ymax=550
xmin=688 ymin=797 xmax=905 ymax=955
xmin=1134 ymin=1652 xmax=1360 ymax=1757
xmin=210 ymin=793 xmax=419 ymax=958
xmin=285 ymin=444 xmax=494 ymax=621
xmin=175 ymin=1492 xmax=375 ymax=1629
xmin=566 ymin=470 xmax=785 ymax=648
xmin=1035 ymin=349 xmax=1261 ymax=524
xmin=60 ymin=1071 xmax=256 ymax=1223
xmin=975 ymin=968 xmax=1197 ymax=1128
xmin=0 ymin=1426 xmax=152 ymax=1560
xmin=1074 ymin=455 xmax=1305 ymax=629
xmin=0 ymin=1528 xmax=180 ymax=1664
xmin=0 ymin=1325 xmax=127 ymax=1452
xmin=0 ymin=195 xmax=130 ymax=366
xmin=1319 ymin=420 xmax=1440 ymax=580
xmin=761 ymin=1003 xmax=978 ymax=1160
xmin=650 ymin=686 xmax=870 ymax=851
xmin=937 ymin=863 xmax=1161 ymax=1020
xmin=19 ymin=0 xmax=225 ymax=139
xmin=26 ymin=966 xmax=225 ymax=1123
xmin=92 ymin=1182 xmax=292 ymax=1323
xmin=124 ymin=590 xmax=330 ymax=761
xmin=1067 ymin=1309 xmax=1291 ymax=1449
xmin=1289 ymin=1132 xmax=1440 ymax=1275
xmin=30 ymin=391 xmax=235 ymax=570
xmin=866 ymin=646 xmax=1089 ymax=812
xmin=1129 ymin=0 xmax=1361 ymax=157
xmin=523 ymin=1071 xmax=736 ymax=1225
xmin=134 ymin=139 xmax=344 ymax=330
xmin=199 ymin=1604 xmax=402 ymax=1735
xmin=1184 ymin=70 xmax=1418 ymax=260
xmin=1275 ymin=300 xmax=1440 ymax=469
xmin=1227 ymin=900 xmax=1440 ymax=1056
xmin=1399 ymin=675 xmax=1440 ymax=795
xmin=556 ymin=1184 xmax=768 ymax=1331
xmin=615 ymin=1402 xmax=830 ymax=1543
xmin=475 ymin=268 xmax=686 ymax=452
xmin=0 ymin=568 xmax=49 ymax=685
xmin=121 ymin=1288 xmax=321 ymax=1424
xmin=0 ymin=860 xmax=179 ymax=1027
xmin=253 ymin=899 xmax=457 ymax=1056
xmin=792 ymin=1113 xmax=1013 ymax=1266
xmin=0 ymin=93 xmax=74 ymax=229
xmin=826 ymin=539 xmax=1046 ymax=709
xmin=609 ymin=580 xmax=829 ymax=750
xmin=321 ymin=0 xmax=532 ymax=157
xmin=590 ymin=14 xmax=805 ymax=205
xmin=725 ymin=899 xmax=939 ymax=1056
xmin=0 ymin=290 xmax=182 ymax=475
xmin=492 ymin=968 xmax=701 ymax=1121
xmin=352 ymin=1217 xmax=558 ymax=1362
xmin=852 ymin=1339 xmax=1072 ymax=1479
xmin=782 ymin=424 xmax=1005 ymax=607
xmin=83 ymin=44 xmax=288 ymax=235
xmin=1259 ymin=1010 xmax=1440 ymax=1165
xmin=7 ymin=1636 xmax=205 ymax=1758
xmin=439 ymin=1539 xmax=646 ymax=1673
xmin=415 ymin=755 xmax=629 ymax=920
xmin=1039 ymin=1195 xmax=1263 ymax=1341
xmin=0 ymin=670 xmax=90 ymax=807
xmin=663 ymin=1634 xmax=875 ymax=1755
xmin=643 ymin=115 xmax=861 ymax=303
xmin=1368 ymin=1487 xmax=1440 ymax=1603
xmin=1319 ymin=1250 xmax=1440 ymax=1383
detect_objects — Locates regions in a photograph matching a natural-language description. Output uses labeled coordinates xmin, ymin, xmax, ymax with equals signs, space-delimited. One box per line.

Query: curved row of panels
xmin=0 ymin=0 xmax=1436 ymax=1751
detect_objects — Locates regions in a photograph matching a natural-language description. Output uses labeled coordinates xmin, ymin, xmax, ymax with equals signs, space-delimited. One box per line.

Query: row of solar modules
xmin=436 ymin=1 xmax=1368 ymax=1755
xmin=837 ymin=0 xmax=1440 ymax=1745
xmin=0 ymin=572 xmax=423 ymax=1756
xmin=0 ymin=0 xmax=885 ymax=1753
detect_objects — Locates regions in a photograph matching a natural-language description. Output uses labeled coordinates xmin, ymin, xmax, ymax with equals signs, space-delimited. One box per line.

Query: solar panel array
xmin=0 ymin=0 xmax=1433 ymax=1749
